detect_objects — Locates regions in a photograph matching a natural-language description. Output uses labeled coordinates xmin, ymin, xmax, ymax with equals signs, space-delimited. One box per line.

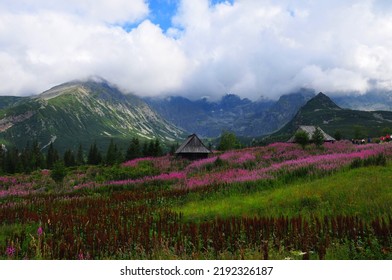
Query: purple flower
xmin=6 ymin=246 xmax=15 ymax=257
xmin=107 ymin=171 xmax=186 ymax=187
xmin=122 ymin=157 xmax=154 ymax=168
xmin=37 ymin=226 xmax=43 ymax=236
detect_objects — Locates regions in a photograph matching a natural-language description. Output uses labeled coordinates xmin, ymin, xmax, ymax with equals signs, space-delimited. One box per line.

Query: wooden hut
xmin=175 ymin=134 xmax=212 ymax=160
xmin=288 ymin=125 xmax=335 ymax=143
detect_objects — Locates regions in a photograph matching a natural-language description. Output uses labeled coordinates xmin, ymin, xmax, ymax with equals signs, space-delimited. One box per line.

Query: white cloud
xmin=171 ymin=0 xmax=392 ymax=99
xmin=2 ymin=0 xmax=392 ymax=99
xmin=0 ymin=0 xmax=149 ymax=24
xmin=0 ymin=1 xmax=188 ymax=96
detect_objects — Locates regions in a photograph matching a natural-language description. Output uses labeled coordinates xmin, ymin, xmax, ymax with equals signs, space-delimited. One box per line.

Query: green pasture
xmin=175 ymin=164 xmax=392 ymax=221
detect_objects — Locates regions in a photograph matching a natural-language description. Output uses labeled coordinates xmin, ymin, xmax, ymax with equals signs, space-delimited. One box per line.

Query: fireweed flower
xmin=6 ymin=246 xmax=15 ymax=257
xmin=122 ymin=157 xmax=154 ymax=168
xmin=37 ymin=226 xmax=43 ymax=236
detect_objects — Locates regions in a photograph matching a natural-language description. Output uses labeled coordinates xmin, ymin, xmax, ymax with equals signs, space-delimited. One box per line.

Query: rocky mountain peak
xmin=304 ymin=92 xmax=341 ymax=111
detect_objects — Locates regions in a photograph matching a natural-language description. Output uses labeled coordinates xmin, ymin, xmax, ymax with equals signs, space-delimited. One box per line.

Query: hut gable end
xmin=288 ymin=125 xmax=335 ymax=143
xmin=175 ymin=134 xmax=212 ymax=160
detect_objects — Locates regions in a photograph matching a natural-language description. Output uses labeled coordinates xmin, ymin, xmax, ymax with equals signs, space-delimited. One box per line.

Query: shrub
xmin=294 ymin=131 xmax=309 ymax=149
xmin=334 ymin=131 xmax=342 ymax=141
xmin=312 ymin=127 xmax=324 ymax=147
xmin=50 ymin=162 xmax=67 ymax=184
xmin=218 ymin=131 xmax=241 ymax=151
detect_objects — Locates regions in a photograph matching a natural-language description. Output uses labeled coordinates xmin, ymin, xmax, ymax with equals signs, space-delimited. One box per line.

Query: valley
xmin=1 ymin=79 xmax=392 ymax=260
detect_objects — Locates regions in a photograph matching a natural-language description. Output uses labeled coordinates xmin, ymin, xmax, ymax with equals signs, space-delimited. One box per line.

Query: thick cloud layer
xmin=1 ymin=0 xmax=392 ymax=99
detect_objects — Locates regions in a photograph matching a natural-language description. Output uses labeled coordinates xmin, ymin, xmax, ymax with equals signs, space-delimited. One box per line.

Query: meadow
xmin=1 ymin=141 xmax=392 ymax=260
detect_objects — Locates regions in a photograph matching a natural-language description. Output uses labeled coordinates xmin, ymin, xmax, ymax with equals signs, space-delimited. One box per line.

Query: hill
xmin=0 ymin=79 xmax=185 ymax=152
xmin=266 ymin=92 xmax=392 ymax=142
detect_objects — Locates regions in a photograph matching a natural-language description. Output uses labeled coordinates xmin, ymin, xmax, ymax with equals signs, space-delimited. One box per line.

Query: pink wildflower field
xmin=0 ymin=141 xmax=391 ymax=198
xmin=96 ymin=141 xmax=392 ymax=191
xmin=103 ymin=141 xmax=391 ymax=190
xmin=2 ymin=141 xmax=392 ymax=260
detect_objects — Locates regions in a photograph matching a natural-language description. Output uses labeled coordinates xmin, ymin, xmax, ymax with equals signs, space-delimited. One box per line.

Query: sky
xmin=1 ymin=0 xmax=392 ymax=100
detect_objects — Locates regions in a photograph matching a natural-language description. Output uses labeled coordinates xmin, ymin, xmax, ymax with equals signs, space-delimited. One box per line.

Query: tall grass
xmin=176 ymin=164 xmax=392 ymax=221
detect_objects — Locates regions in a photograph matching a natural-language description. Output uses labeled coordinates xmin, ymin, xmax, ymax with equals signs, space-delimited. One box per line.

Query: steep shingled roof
xmin=175 ymin=134 xmax=212 ymax=154
xmin=288 ymin=125 xmax=335 ymax=142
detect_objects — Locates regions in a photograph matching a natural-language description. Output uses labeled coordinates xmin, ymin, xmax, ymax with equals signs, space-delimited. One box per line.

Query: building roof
xmin=288 ymin=125 xmax=335 ymax=142
xmin=175 ymin=134 xmax=212 ymax=154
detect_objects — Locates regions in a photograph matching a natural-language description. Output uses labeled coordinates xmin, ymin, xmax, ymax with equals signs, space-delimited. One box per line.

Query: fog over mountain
xmin=2 ymin=1 xmax=392 ymax=100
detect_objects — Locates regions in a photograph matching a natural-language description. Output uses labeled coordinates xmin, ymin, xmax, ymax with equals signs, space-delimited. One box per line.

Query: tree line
xmin=0 ymin=137 xmax=168 ymax=174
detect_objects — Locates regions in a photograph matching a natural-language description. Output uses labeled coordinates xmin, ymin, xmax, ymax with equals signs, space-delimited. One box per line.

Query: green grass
xmin=176 ymin=164 xmax=392 ymax=221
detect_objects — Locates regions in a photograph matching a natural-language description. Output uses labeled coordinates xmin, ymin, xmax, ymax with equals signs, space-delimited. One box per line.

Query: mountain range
xmin=332 ymin=91 xmax=392 ymax=111
xmin=1 ymin=78 xmax=392 ymax=152
xmin=145 ymin=88 xmax=315 ymax=138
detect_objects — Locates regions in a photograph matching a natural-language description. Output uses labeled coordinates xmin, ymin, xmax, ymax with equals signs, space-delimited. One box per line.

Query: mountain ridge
xmin=266 ymin=92 xmax=392 ymax=142
xmin=145 ymin=88 xmax=315 ymax=138
xmin=0 ymin=80 xmax=186 ymax=152
xmin=1 ymin=79 xmax=392 ymax=152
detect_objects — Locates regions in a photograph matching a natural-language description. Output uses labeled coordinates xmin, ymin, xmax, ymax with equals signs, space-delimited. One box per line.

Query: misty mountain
xmin=145 ymin=88 xmax=315 ymax=138
xmin=0 ymin=79 xmax=186 ymax=152
xmin=332 ymin=91 xmax=392 ymax=111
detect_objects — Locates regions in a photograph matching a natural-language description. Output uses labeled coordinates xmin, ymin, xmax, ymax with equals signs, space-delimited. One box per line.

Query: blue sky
xmin=121 ymin=0 xmax=180 ymax=32
xmin=148 ymin=0 xmax=179 ymax=31
xmin=1 ymin=0 xmax=392 ymax=99
xmin=126 ymin=0 xmax=234 ymax=32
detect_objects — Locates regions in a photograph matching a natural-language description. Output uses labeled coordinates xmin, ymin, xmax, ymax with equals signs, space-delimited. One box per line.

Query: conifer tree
xmin=142 ymin=141 xmax=149 ymax=157
xmin=147 ymin=140 xmax=155 ymax=157
xmin=105 ymin=139 xmax=117 ymax=165
xmin=51 ymin=161 xmax=67 ymax=184
xmin=32 ymin=141 xmax=45 ymax=170
xmin=169 ymin=142 xmax=178 ymax=155
xmin=88 ymin=142 xmax=102 ymax=165
xmin=4 ymin=147 xmax=18 ymax=174
xmin=153 ymin=139 xmax=162 ymax=156
xmin=0 ymin=145 xmax=5 ymax=174
xmin=21 ymin=142 xmax=32 ymax=173
xmin=63 ymin=149 xmax=76 ymax=167
xmin=125 ymin=137 xmax=141 ymax=160
xmin=312 ymin=127 xmax=324 ymax=147
xmin=76 ymin=144 xmax=85 ymax=165
xmin=114 ymin=143 xmax=122 ymax=164
xmin=46 ymin=143 xmax=59 ymax=169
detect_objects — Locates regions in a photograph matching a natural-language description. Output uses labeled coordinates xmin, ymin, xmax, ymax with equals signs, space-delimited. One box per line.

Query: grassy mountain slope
xmin=0 ymin=80 xmax=185 ymax=152
xmin=266 ymin=92 xmax=392 ymax=142
xmin=0 ymin=96 xmax=26 ymax=110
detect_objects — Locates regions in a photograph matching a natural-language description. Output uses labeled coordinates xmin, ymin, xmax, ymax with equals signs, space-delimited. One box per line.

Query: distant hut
xmin=288 ymin=125 xmax=335 ymax=143
xmin=175 ymin=134 xmax=212 ymax=160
